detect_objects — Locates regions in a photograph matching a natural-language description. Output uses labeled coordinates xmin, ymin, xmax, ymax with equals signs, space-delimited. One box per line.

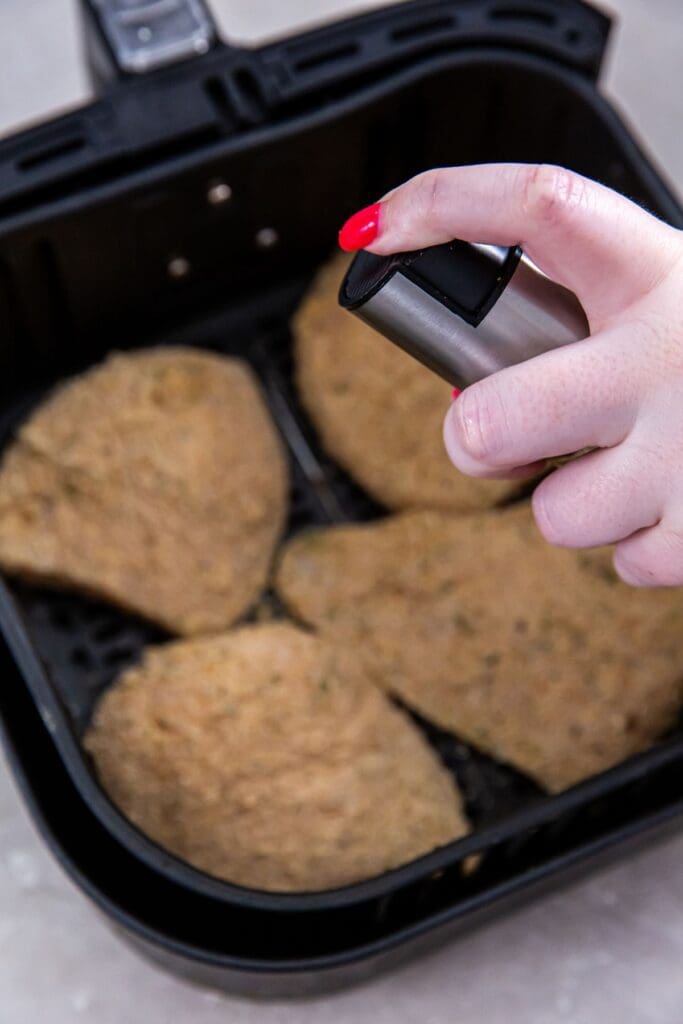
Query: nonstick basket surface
xmin=1 ymin=0 xmax=683 ymax=994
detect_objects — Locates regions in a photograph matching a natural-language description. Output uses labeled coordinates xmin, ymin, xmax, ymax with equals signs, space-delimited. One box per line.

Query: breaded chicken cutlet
xmin=0 ymin=347 xmax=288 ymax=635
xmin=84 ymin=622 xmax=469 ymax=892
xmin=276 ymin=505 xmax=683 ymax=792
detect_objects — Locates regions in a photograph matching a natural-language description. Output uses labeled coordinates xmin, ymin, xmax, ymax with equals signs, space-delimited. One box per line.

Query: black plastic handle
xmin=80 ymin=0 xmax=223 ymax=90
xmin=0 ymin=0 xmax=612 ymax=220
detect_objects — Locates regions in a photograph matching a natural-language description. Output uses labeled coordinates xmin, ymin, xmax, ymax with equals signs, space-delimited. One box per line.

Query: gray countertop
xmin=1 ymin=2 xmax=683 ymax=1021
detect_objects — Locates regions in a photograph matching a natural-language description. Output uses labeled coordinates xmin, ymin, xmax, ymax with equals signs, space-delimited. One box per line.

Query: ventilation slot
xmin=71 ymin=647 xmax=94 ymax=671
xmin=489 ymin=6 xmax=556 ymax=26
xmin=103 ymin=646 xmax=136 ymax=668
xmin=203 ymin=75 xmax=237 ymax=131
xmin=32 ymin=239 xmax=72 ymax=345
xmin=391 ymin=15 xmax=455 ymax=42
xmin=294 ymin=42 xmax=359 ymax=74
xmin=93 ymin=620 xmax=126 ymax=644
xmin=0 ymin=258 xmax=28 ymax=351
xmin=17 ymin=136 xmax=86 ymax=172
xmin=232 ymin=66 xmax=267 ymax=123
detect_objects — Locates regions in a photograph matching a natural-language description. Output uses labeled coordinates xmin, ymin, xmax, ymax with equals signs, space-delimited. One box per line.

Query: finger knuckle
xmin=522 ymin=164 xmax=587 ymax=232
xmin=614 ymin=529 xmax=683 ymax=587
xmin=613 ymin=549 xmax=657 ymax=587
xmin=531 ymin=487 xmax=570 ymax=547
xmin=413 ymin=168 xmax=449 ymax=228
xmin=452 ymin=383 xmax=509 ymax=464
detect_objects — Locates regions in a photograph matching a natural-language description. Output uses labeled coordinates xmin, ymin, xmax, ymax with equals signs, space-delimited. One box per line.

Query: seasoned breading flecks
xmin=0 ymin=347 xmax=288 ymax=635
xmin=85 ymin=623 xmax=469 ymax=892
xmin=276 ymin=505 xmax=683 ymax=792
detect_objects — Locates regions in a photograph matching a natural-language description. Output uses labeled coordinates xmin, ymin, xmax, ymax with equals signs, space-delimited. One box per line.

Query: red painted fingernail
xmin=338 ymin=202 xmax=382 ymax=251
xmin=451 ymin=387 xmax=461 ymax=400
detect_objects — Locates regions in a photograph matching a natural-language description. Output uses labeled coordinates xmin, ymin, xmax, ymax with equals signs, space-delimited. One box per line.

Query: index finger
xmin=364 ymin=163 xmax=679 ymax=324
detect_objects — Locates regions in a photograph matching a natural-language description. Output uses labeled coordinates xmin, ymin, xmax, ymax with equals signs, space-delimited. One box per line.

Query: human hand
xmin=338 ymin=164 xmax=683 ymax=587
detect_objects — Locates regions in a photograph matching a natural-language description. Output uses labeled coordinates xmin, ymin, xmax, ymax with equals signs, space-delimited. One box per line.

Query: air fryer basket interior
xmin=1 ymin=36 xmax=683 ymax=976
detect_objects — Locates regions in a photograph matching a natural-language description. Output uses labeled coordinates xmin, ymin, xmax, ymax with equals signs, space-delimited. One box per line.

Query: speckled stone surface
xmin=1 ymin=2 xmax=683 ymax=1021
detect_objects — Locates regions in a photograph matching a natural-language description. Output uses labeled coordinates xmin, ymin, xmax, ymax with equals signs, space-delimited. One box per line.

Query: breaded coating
xmin=294 ymin=253 xmax=520 ymax=512
xmin=84 ymin=623 xmax=468 ymax=892
xmin=0 ymin=347 xmax=288 ymax=635
xmin=276 ymin=505 xmax=683 ymax=792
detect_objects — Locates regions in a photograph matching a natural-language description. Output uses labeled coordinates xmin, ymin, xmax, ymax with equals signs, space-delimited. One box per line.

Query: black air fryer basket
xmin=1 ymin=0 xmax=682 ymax=998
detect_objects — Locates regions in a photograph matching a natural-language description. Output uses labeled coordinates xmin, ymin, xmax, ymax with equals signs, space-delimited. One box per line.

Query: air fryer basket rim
xmin=1 ymin=44 xmax=682 ymax=911
xmin=0 ymin=0 xmax=682 ymax=993
xmin=3 ymin=687 xmax=682 ymax=979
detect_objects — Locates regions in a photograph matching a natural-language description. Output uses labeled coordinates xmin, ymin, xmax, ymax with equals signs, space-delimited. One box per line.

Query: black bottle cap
xmin=340 ymin=241 xmax=521 ymax=326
